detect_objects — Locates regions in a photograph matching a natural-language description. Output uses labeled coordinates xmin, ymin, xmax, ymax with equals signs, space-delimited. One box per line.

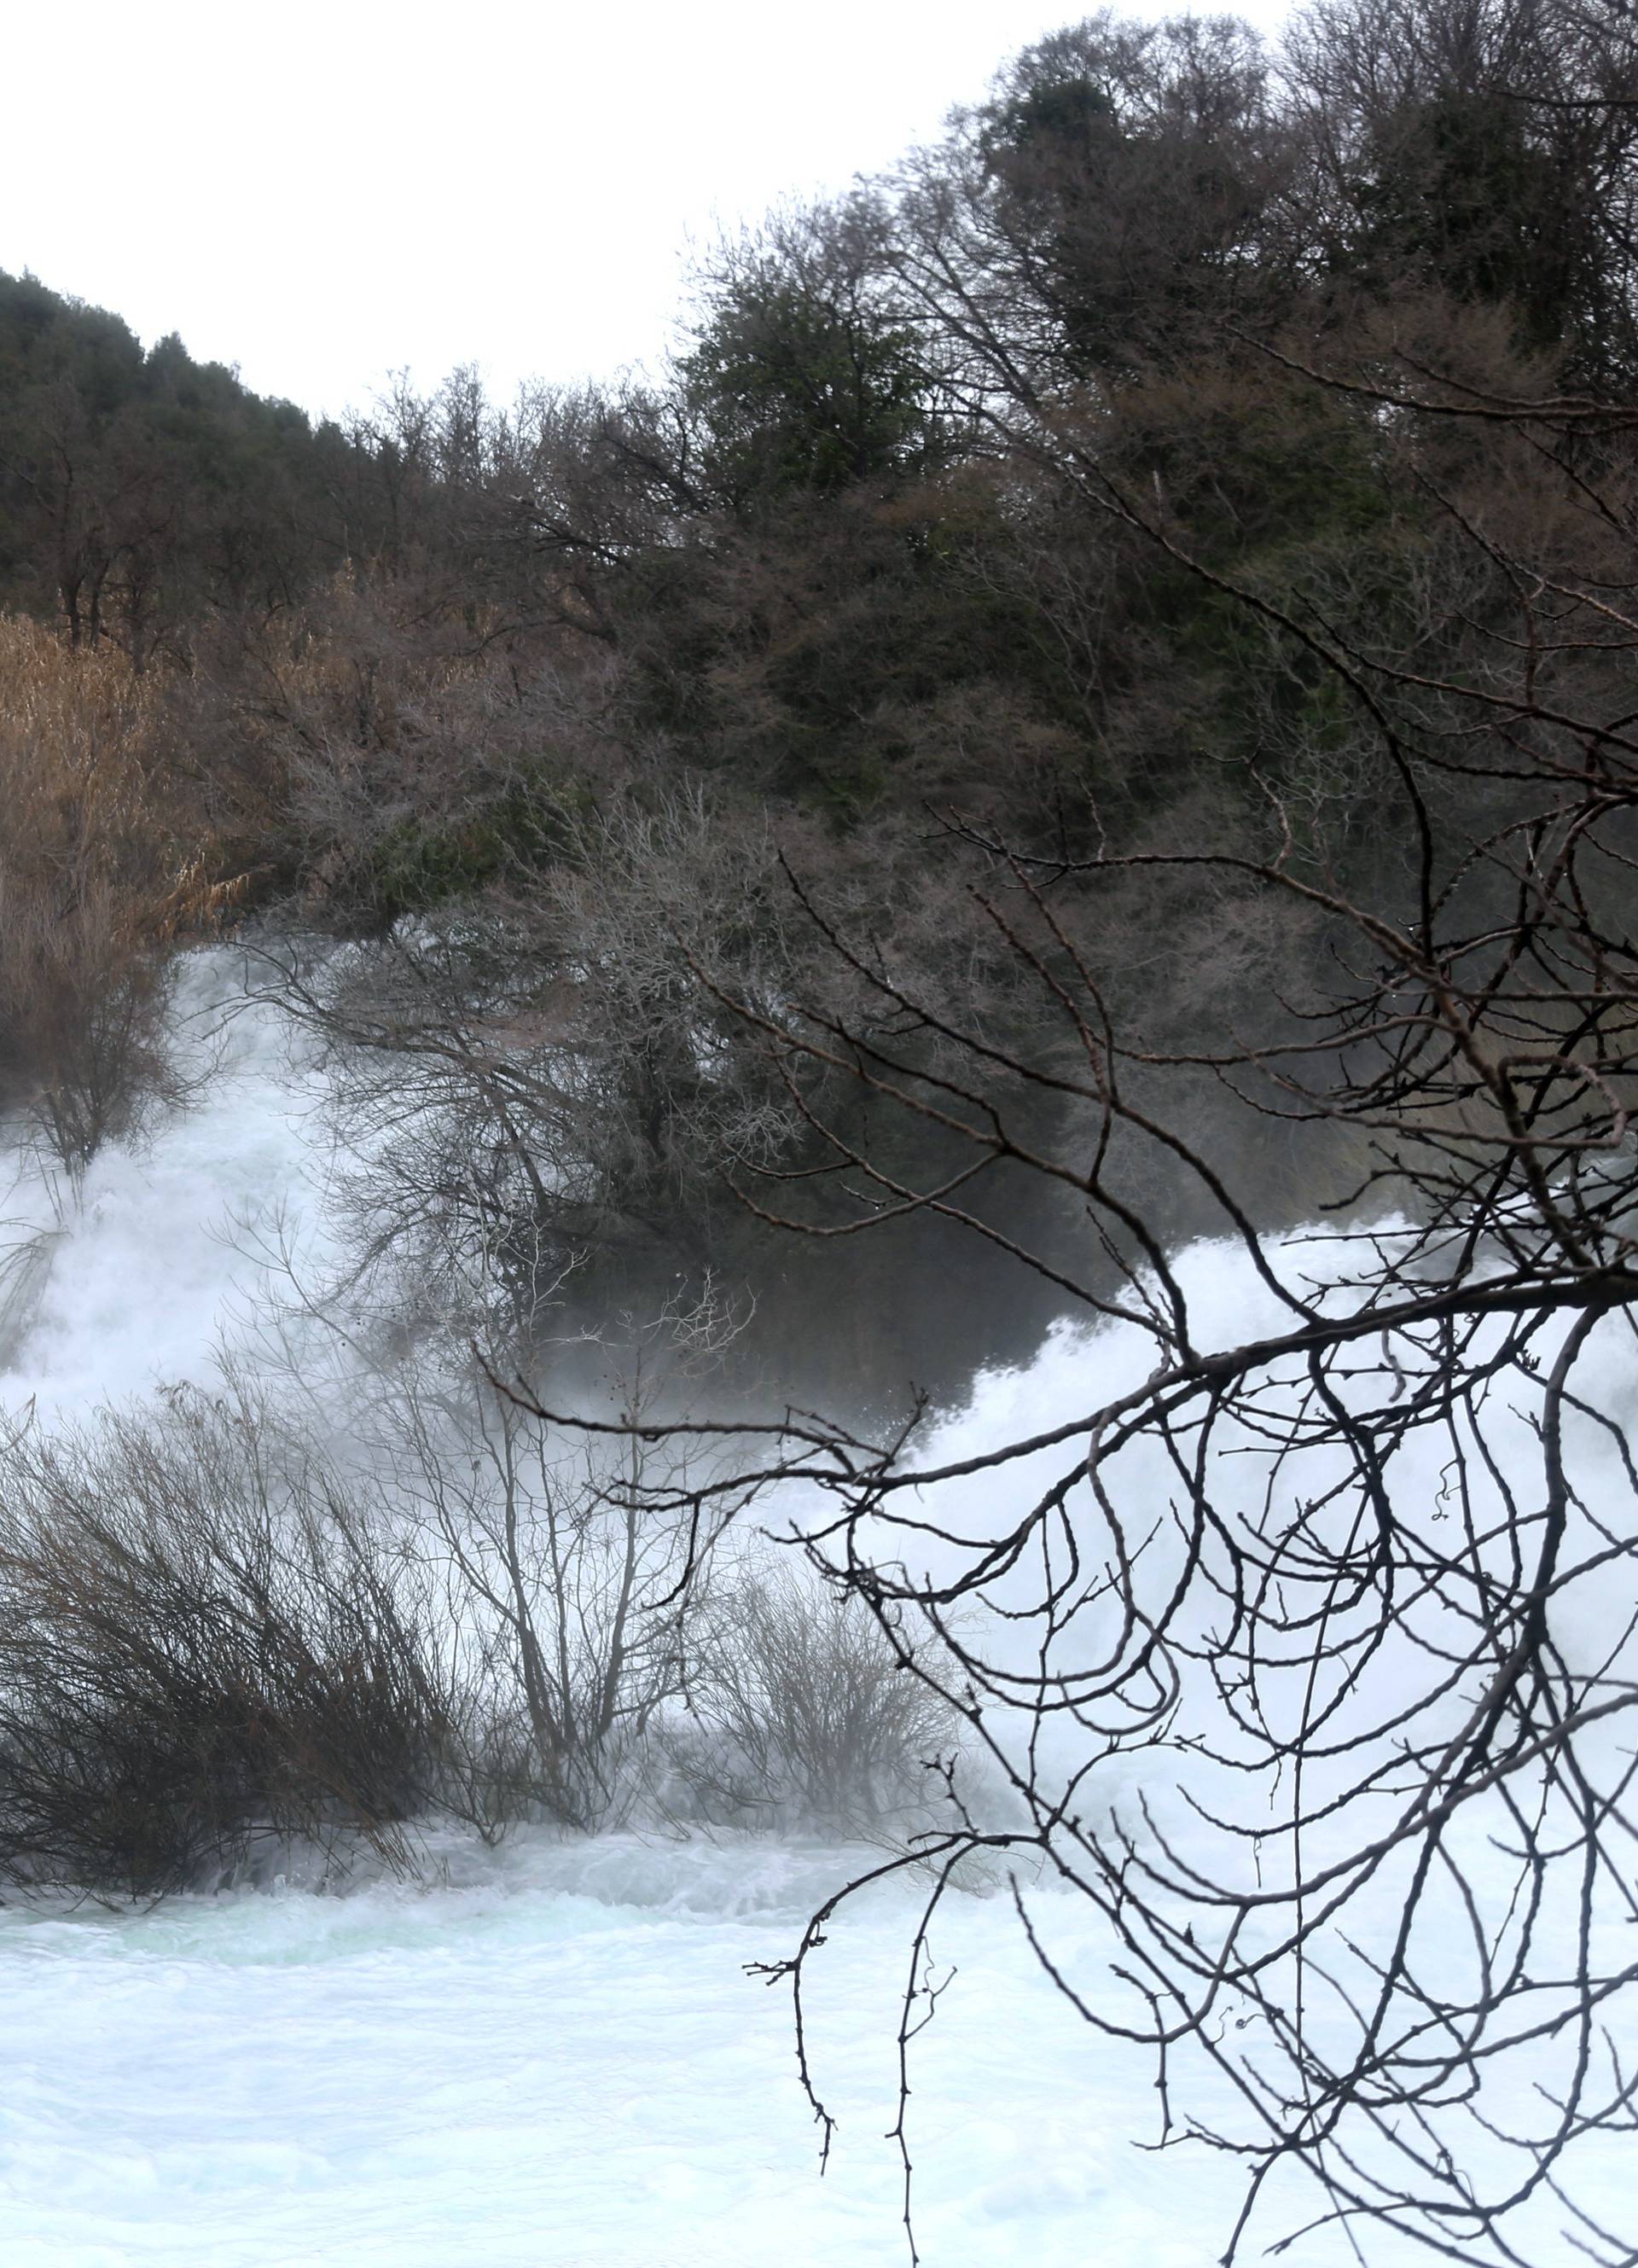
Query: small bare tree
xmin=384 ymin=1346 xmax=723 ymax=1833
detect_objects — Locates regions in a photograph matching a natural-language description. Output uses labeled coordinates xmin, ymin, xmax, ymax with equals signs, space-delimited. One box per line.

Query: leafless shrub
xmin=237 ymin=1253 xmax=760 ymax=1837
xmin=0 ymin=1388 xmax=462 ymax=1895
xmin=667 ymin=1560 xmax=963 ymax=1835
xmin=255 ymin=778 xmax=824 ymax=1341
xmin=0 ymin=1247 xmax=971 ymax=1889
xmin=198 ymin=575 xmax=577 ymax=921
xmin=254 ymin=751 xmax=1086 ymax=1382
xmin=0 ymin=875 xmax=189 ymax=1185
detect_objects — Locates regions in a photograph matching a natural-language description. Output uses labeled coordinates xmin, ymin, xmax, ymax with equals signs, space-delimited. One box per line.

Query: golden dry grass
xmin=0 ymin=619 xmax=241 ymax=1173
xmin=0 ymin=615 xmax=249 ymax=928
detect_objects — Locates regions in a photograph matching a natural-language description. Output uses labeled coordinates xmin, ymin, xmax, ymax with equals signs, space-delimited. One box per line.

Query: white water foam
xmin=0 ymin=954 xmax=1630 ymax=2264
xmin=0 ymin=948 xmax=334 ymax=1418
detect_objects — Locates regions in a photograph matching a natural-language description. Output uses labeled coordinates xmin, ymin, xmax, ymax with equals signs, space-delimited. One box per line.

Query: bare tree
xmin=253 ymin=768 xmax=1007 ymax=1349
xmin=514 ymin=353 xmax=1638 ymax=2265
xmin=380 ymin=1306 xmax=750 ymax=1832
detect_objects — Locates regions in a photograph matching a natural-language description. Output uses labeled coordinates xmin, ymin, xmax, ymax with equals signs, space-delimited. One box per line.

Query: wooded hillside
xmin=3 ymin=0 xmax=1634 ymax=1392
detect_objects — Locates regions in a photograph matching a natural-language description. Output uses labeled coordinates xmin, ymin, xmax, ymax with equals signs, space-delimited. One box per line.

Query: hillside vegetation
xmin=2 ymin=0 xmax=1634 ymax=1387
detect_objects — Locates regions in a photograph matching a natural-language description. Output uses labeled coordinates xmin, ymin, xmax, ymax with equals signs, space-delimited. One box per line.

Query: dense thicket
xmin=3 ymin=0 xmax=1635 ymax=1395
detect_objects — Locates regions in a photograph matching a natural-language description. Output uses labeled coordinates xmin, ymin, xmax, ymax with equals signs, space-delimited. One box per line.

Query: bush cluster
xmin=0 ymin=1385 xmax=963 ymax=1897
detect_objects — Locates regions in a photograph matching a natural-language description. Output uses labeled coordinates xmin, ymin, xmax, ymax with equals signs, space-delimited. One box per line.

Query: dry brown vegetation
xmin=0 ymin=619 xmax=239 ymax=1180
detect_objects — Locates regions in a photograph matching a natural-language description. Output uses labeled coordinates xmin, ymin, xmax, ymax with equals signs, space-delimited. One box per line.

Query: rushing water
xmin=0 ymin=952 xmax=1228 ymax=2265
xmin=0 ymin=951 xmax=331 ymax=1415
xmin=0 ymin=949 xmax=1628 ymax=2265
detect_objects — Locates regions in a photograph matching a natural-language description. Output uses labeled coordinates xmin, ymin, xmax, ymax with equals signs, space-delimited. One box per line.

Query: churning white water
xmin=0 ymin=1835 xmax=1246 ymax=2268
xmin=0 ymin=950 xmax=333 ymax=1416
xmin=0 ymin=948 xmax=1626 ymax=2265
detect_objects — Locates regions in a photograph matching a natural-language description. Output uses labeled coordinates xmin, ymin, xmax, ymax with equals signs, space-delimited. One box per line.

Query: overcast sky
xmin=3 ymin=0 xmax=1289 ymax=423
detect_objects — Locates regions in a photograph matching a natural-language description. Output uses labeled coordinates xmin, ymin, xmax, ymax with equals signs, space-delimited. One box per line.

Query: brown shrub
xmin=0 ymin=618 xmax=235 ymax=1180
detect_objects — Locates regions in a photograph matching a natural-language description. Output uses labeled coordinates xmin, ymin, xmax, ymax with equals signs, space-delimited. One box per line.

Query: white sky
xmin=4 ymin=0 xmax=1289 ymax=424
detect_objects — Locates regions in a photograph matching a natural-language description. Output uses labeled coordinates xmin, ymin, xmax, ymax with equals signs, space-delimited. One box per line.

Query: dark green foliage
xmin=0 ymin=270 xmax=357 ymax=656
xmin=976 ymin=14 xmax=1284 ymax=372
xmin=682 ymin=280 xmax=935 ymax=504
xmin=357 ymin=782 xmax=571 ymax=925
xmin=1288 ymin=0 xmax=1638 ymax=391
xmin=1354 ymin=92 xmax=1589 ymax=354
